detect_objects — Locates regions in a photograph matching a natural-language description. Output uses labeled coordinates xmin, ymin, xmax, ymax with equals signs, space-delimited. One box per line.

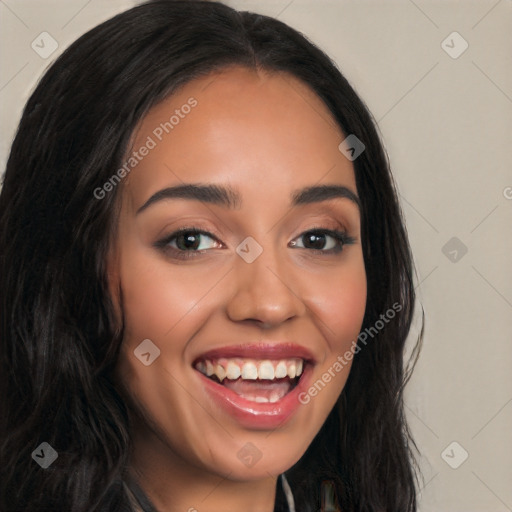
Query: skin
xmin=109 ymin=66 xmax=367 ymax=512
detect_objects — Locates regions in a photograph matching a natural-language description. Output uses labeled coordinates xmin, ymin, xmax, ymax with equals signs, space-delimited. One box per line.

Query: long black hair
xmin=0 ymin=1 xmax=422 ymax=510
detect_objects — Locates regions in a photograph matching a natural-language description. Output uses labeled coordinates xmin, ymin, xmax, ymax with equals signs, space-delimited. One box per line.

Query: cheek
xmin=306 ymin=256 xmax=367 ymax=353
xmin=114 ymin=244 xmax=223 ymax=409
xmin=293 ymin=255 xmax=366 ymax=437
xmin=118 ymin=247 xmax=217 ymax=344
xmin=113 ymin=249 xmax=216 ymax=455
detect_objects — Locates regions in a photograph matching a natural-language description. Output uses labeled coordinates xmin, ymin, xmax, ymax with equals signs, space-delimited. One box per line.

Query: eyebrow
xmin=136 ymin=182 xmax=360 ymax=214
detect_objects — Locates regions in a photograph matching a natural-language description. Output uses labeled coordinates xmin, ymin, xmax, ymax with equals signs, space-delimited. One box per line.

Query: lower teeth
xmin=206 ymin=374 xmax=301 ymax=404
xmin=239 ymin=392 xmax=284 ymax=403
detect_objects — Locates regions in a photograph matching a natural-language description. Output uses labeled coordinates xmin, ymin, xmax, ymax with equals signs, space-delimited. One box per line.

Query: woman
xmin=0 ymin=1 xmax=422 ymax=510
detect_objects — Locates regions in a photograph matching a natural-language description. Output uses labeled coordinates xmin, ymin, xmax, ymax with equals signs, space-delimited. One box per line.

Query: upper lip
xmin=193 ymin=342 xmax=316 ymax=364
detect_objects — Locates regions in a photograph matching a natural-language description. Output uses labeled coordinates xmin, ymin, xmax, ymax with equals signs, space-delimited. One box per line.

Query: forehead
xmin=122 ymin=66 xmax=356 ymax=211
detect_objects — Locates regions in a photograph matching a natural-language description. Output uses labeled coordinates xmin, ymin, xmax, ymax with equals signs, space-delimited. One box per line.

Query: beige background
xmin=1 ymin=1 xmax=511 ymax=510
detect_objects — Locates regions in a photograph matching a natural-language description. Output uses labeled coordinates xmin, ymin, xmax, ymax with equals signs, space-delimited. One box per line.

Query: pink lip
xmin=194 ymin=360 xmax=313 ymax=430
xmin=193 ymin=342 xmax=316 ymax=363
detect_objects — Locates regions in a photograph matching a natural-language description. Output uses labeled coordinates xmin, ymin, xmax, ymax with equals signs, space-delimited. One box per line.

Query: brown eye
xmin=302 ymin=232 xmax=330 ymax=250
xmin=289 ymin=228 xmax=355 ymax=254
xmin=154 ymin=227 xmax=221 ymax=260
xmin=167 ymin=230 xmax=217 ymax=251
xmin=174 ymin=232 xmax=205 ymax=251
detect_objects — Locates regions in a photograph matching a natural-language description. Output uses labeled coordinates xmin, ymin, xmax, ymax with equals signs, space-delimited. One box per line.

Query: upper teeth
xmin=195 ymin=358 xmax=304 ymax=382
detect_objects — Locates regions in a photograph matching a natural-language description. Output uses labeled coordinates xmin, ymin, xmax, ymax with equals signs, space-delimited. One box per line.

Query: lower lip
xmin=195 ymin=364 xmax=313 ymax=430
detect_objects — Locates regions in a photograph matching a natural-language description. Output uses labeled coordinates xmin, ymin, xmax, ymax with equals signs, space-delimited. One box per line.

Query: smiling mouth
xmin=194 ymin=357 xmax=305 ymax=403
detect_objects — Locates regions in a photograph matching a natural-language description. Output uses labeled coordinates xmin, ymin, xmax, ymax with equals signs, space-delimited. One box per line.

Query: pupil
xmin=178 ymin=233 xmax=200 ymax=250
xmin=305 ymin=233 xmax=325 ymax=250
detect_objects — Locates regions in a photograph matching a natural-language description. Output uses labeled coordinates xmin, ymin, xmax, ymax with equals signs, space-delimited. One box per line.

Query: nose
xmin=225 ymin=244 xmax=306 ymax=328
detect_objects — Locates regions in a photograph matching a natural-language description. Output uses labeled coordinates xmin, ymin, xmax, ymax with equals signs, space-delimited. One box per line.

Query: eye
xmin=155 ymin=227 xmax=221 ymax=259
xmin=289 ymin=228 xmax=355 ymax=254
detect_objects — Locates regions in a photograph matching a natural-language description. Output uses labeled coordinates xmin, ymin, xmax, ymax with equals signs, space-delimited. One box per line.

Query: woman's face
xmin=111 ymin=66 xmax=366 ymax=481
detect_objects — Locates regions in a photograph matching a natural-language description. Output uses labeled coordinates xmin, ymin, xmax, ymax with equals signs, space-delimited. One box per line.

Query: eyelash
xmin=154 ymin=225 xmax=356 ymax=260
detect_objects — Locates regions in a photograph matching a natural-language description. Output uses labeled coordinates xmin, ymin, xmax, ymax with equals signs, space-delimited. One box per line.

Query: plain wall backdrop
xmin=1 ymin=1 xmax=511 ymax=511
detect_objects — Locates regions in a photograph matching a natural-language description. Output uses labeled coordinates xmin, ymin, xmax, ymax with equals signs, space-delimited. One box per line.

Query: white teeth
xmin=237 ymin=390 xmax=286 ymax=403
xmin=226 ymin=361 xmax=241 ymax=380
xmin=242 ymin=390 xmax=286 ymax=403
xmin=241 ymin=362 xmax=258 ymax=380
xmin=258 ymin=360 xmax=275 ymax=380
xmin=215 ymin=364 xmax=226 ymax=382
xmin=195 ymin=357 xmax=306 ymax=382
xmin=275 ymin=361 xmax=287 ymax=379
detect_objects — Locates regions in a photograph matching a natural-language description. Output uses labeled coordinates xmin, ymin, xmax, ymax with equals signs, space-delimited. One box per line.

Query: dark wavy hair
xmin=0 ymin=1 xmax=422 ymax=510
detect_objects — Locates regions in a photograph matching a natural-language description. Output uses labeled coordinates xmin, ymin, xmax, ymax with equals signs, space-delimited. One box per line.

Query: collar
xmin=124 ymin=473 xmax=295 ymax=512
